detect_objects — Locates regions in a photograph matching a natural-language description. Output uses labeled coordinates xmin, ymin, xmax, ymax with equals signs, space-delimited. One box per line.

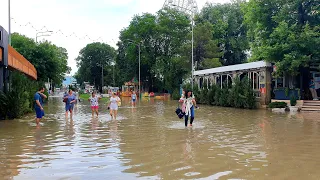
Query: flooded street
xmin=1 ymin=95 xmax=320 ymax=180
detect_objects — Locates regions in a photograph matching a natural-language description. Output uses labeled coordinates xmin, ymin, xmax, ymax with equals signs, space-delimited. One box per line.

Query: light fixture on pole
xmin=8 ymin=0 xmax=11 ymax=45
xmin=163 ymin=0 xmax=198 ymax=91
xmin=36 ymin=30 xmax=53 ymax=43
xmin=124 ymin=39 xmax=142 ymax=99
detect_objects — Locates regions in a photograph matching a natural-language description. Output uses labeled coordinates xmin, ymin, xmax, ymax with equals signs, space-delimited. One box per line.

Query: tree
xmin=198 ymin=1 xmax=249 ymax=65
xmin=193 ymin=22 xmax=223 ymax=70
xmin=11 ymin=33 xmax=70 ymax=86
xmin=75 ymin=42 xmax=116 ymax=92
xmin=117 ymin=8 xmax=191 ymax=92
xmin=243 ymin=0 xmax=320 ymax=76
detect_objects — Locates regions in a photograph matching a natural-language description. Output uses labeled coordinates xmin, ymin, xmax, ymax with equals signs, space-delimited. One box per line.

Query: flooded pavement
xmin=1 ymin=95 xmax=320 ymax=180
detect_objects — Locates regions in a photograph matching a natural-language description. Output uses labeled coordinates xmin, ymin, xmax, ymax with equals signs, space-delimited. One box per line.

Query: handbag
xmin=175 ymin=104 xmax=185 ymax=119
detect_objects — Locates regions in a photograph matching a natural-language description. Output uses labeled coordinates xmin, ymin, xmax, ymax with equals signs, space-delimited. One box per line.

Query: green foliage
xmin=75 ymin=42 xmax=116 ymax=92
xmin=243 ymin=0 xmax=320 ymax=76
xmin=192 ymin=22 xmax=223 ymax=70
xmin=290 ymin=95 xmax=297 ymax=106
xmin=116 ymin=8 xmax=191 ymax=92
xmin=268 ymin=102 xmax=287 ymax=109
xmin=172 ymin=89 xmax=181 ymax=100
xmin=0 ymin=71 xmax=41 ymax=119
xmin=198 ymin=1 xmax=249 ymax=65
xmin=11 ymin=33 xmax=70 ymax=86
xmin=196 ymin=77 xmax=256 ymax=109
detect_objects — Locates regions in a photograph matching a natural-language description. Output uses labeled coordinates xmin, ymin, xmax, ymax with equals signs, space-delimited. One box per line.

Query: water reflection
xmin=0 ymin=95 xmax=320 ymax=179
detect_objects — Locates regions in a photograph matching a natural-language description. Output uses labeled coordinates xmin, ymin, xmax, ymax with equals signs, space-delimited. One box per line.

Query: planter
xmin=274 ymin=89 xmax=300 ymax=100
xmin=289 ymin=106 xmax=299 ymax=112
xmin=271 ymin=108 xmax=286 ymax=113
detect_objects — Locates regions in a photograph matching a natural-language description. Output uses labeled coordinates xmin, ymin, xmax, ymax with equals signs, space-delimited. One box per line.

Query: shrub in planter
xmin=290 ymin=95 xmax=297 ymax=106
xmin=268 ymin=102 xmax=287 ymax=108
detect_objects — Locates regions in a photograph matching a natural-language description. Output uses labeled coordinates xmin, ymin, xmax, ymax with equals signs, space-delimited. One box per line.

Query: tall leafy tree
xmin=243 ymin=0 xmax=320 ymax=76
xmin=193 ymin=22 xmax=223 ymax=70
xmin=198 ymin=1 xmax=249 ymax=65
xmin=11 ymin=33 xmax=70 ymax=86
xmin=75 ymin=42 xmax=116 ymax=92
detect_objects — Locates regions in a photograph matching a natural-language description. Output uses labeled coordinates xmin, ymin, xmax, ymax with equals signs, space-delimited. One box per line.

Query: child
xmin=88 ymin=91 xmax=102 ymax=117
xmin=131 ymin=91 xmax=137 ymax=107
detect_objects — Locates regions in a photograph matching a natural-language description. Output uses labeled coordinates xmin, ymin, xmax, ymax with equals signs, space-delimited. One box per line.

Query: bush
xmin=172 ymin=89 xmax=181 ymax=100
xmin=192 ymin=76 xmax=257 ymax=109
xmin=0 ymin=71 xmax=41 ymax=119
xmin=268 ymin=102 xmax=287 ymax=108
xmin=290 ymin=95 xmax=297 ymax=106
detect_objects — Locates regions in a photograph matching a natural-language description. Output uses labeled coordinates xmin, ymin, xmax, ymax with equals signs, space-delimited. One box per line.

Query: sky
xmin=0 ymin=0 xmax=230 ymax=75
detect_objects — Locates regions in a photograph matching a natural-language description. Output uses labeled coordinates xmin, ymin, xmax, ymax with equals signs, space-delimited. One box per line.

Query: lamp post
xmin=124 ymin=40 xmax=142 ymax=98
xmin=8 ymin=0 xmax=11 ymax=45
xmin=164 ymin=0 xmax=197 ymax=91
xmin=97 ymin=56 xmax=113 ymax=93
xmin=36 ymin=31 xmax=53 ymax=43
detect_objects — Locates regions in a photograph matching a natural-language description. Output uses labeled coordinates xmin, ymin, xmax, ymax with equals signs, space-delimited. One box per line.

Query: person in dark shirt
xmin=34 ymin=87 xmax=47 ymax=126
xmin=309 ymin=78 xmax=318 ymax=100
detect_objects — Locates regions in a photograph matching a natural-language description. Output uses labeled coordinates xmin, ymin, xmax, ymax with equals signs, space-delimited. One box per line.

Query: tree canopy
xmin=11 ymin=33 xmax=70 ymax=86
xmin=75 ymin=42 xmax=116 ymax=92
xmin=243 ymin=0 xmax=320 ymax=76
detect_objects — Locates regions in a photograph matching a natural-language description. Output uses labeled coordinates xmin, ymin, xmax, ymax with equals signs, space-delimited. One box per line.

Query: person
xmin=131 ymin=91 xmax=137 ymax=107
xmin=179 ymin=90 xmax=186 ymax=113
xmin=88 ymin=91 xmax=102 ymax=117
xmin=309 ymin=78 xmax=319 ymax=100
xmin=108 ymin=92 xmax=121 ymax=120
xmin=64 ymin=89 xmax=77 ymax=118
xmin=183 ymin=90 xmax=197 ymax=127
xmin=34 ymin=87 xmax=47 ymax=126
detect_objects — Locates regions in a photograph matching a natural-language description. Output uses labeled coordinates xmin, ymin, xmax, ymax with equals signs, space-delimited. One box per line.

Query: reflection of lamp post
xmin=36 ymin=31 xmax=53 ymax=43
xmin=124 ymin=39 xmax=142 ymax=98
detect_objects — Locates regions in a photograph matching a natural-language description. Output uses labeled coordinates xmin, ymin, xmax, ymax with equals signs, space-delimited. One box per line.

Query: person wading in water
xmin=180 ymin=90 xmax=197 ymax=127
xmin=34 ymin=87 xmax=47 ymax=127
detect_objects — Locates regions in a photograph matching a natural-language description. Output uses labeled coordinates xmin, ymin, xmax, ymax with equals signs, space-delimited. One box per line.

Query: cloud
xmin=0 ymin=0 xmax=230 ymax=76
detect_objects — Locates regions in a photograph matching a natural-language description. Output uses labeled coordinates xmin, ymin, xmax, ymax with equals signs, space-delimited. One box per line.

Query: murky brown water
xmin=1 ymin=94 xmax=320 ymax=180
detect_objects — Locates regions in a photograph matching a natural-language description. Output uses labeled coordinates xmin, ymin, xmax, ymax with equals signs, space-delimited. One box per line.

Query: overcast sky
xmin=0 ymin=0 xmax=230 ymax=75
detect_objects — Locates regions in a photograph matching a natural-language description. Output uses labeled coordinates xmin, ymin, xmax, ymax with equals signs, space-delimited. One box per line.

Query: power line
xmin=11 ymin=17 xmax=117 ymax=45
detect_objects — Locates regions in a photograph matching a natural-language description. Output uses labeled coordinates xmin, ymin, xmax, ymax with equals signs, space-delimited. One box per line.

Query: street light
xmin=8 ymin=0 xmax=11 ymax=45
xmin=124 ymin=39 xmax=142 ymax=99
xmin=96 ymin=56 xmax=113 ymax=93
xmin=163 ymin=0 xmax=198 ymax=91
xmin=36 ymin=31 xmax=53 ymax=43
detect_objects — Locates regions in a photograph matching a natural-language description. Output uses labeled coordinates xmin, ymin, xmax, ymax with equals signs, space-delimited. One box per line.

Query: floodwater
xmin=1 ymin=94 xmax=320 ymax=180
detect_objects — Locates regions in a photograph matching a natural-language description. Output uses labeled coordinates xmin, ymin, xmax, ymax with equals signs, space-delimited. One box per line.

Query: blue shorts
xmin=65 ymin=104 xmax=74 ymax=111
xmin=132 ymin=99 xmax=136 ymax=102
xmin=35 ymin=108 xmax=45 ymax=118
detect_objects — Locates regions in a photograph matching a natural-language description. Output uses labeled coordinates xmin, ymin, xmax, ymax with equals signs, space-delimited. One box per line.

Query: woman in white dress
xmin=108 ymin=92 xmax=121 ymax=120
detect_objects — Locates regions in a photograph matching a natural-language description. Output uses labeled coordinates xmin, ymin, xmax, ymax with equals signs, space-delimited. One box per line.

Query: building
xmin=193 ymin=61 xmax=273 ymax=106
xmin=62 ymin=76 xmax=77 ymax=88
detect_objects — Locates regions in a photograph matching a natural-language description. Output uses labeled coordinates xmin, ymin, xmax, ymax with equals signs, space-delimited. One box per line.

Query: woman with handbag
xmin=64 ymin=89 xmax=77 ymax=118
xmin=183 ymin=91 xmax=197 ymax=127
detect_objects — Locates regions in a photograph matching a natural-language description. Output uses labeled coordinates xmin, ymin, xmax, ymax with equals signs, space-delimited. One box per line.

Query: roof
xmin=194 ymin=61 xmax=272 ymax=76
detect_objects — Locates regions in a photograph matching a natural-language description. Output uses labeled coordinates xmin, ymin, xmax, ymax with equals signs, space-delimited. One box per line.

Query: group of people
xmin=33 ymin=87 xmax=197 ymax=128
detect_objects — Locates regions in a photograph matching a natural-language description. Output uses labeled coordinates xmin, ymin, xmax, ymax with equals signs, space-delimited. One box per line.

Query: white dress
xmin=110 ymin=96 xmax=120 ymax=110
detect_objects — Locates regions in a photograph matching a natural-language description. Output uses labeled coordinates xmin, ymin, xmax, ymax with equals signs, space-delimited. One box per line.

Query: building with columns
xmin=193 ymin=61 xmax=273 ymax=106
